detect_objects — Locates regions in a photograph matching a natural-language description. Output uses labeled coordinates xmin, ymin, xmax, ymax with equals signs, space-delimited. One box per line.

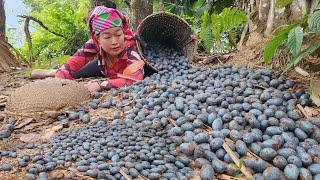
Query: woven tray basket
xmin=136 ymin=12 xmax=197 ymax=72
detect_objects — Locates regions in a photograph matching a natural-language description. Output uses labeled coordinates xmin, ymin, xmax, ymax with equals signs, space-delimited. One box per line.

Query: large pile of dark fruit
xmin=1 ymin=44 xmax=320 ymax=180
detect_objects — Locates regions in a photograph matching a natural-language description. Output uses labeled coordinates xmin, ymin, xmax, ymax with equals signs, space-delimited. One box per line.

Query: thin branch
xmin=237 ymin=17 xmax=249 ymax=50
xmin=258 ymin=0 xmax=263 ymax=21
xmin=222 ymin=141 xmax=254 ymax=179
xmin=24 ymin=17 xmax=33 ymax=65
xmin=18 ymin=15 xmax=64 ymax=37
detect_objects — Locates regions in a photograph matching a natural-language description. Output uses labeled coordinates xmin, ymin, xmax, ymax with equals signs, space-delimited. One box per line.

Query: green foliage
xmin=156 ymin=0 xmax=236 ymax=27
xmin=162 ymin=0 xmax=235 ymax=16
xmin=210 ymin=0 xmax=235 ymax=13
xmin=25 ymin=64 xmax=49 ymax=76
xmin=308 ymin=10 xmax=320 ymax=33
xmin=276 ymin=0 xmax=293 ymax=8
xmin=199 ymin=8 xmax=247 ymax=53
xmin=159 ymin=0 xmax=202 ymax=29
xmin=264 ymin=10 xmax=320 ymax=69
xmin=21 ymin=0 xmax=89 ymax=67
xmin=263 ymin=24 xmax=298 ymax=64
xmin=286 ymin=26 xmax=304 ymax=58
xmin=191 ymin=0 xmax=206 ymax=16
xmin=199 ymin=11 xmax=214 ymax=52
xmin=287 ymin=41 xmax=320 ymax=69
xmin=228 ymin=163 xmax=243 ymax=178
xmin=211 ymin=7 xmax=247 ymax=43
xmin=49 ymin=55 xmax=71 ymax=68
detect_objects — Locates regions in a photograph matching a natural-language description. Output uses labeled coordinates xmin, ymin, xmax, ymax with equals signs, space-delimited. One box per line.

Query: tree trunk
xmin=0 ymin=0 xmax=5 ymax=40
xmin=308 ymin=0 xmax=319 ymax=14
xmin=130 ymin=0 xmax=153 ymax=31
xmin=0 ymin=40 xmax=20 ymax=72
xmin=0 ymin=0 xmax=20 ymax=72
xmin=264 ymin=0 xmax=275 ymax=37
xmin=284 ymin=4 xmax=292 ymax=22
xmin=258 ymin=0 xmax=270 ymax=23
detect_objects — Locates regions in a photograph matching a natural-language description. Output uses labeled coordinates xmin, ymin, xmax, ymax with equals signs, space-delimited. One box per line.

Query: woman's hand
xmin=84 ymin=81 xmax=101 ymax=92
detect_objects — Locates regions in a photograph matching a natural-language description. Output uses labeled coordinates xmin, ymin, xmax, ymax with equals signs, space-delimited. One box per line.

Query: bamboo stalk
xmin=246 ymin=150 xmax=260 ymax=159
xmin=246 ymin=150 xmax=274 ymax=168
xmin=218 ymin=174 xmax=246 ymax=180
xmin=222 ymin=141 xmax=254 ymax=179
xmin=120 ymin=168 xmax=132 ymax=180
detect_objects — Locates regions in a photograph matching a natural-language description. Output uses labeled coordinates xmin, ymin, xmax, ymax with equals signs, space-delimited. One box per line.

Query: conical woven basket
xmin=136 ymin=12 xmax=197 ymax=69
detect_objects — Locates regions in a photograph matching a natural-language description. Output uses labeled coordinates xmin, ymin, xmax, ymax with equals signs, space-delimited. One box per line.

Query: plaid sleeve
xmin=55 ymin=39 xmax=98 ymax=79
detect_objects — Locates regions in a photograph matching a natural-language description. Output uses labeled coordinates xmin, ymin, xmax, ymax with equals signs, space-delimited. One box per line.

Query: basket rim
xmin=136 ymin=11 xmax=195 ymax=35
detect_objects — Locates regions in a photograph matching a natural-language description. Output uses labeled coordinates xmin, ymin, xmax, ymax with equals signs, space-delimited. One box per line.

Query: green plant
xmin=199 ymin=7 xmax=247 ymax=53
xmin=263 ymin=10 xmax=320 ymax=69
xmin=276 ymin=0 xmax=294 ymax=8
xmin=158 ymin=0 xmax=206 ymax=29
xmin=20 ymin=0 xmax=89 ymax=65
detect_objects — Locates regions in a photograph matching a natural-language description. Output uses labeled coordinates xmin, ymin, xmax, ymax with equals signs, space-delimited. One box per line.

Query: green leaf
xmin=201 ymin=26 xmax=215 ymax=53
xmin=21 ymin=0 xmax=89 ymax=64
xmin=286 ymin=26 xmax=304 ymax=58
xmin=49 ymin=55 xmax=70 ymax=67
xmin=200 ymin=11 xmax=215 ymax=53
xmin=264 ymin=24 xmax=298 ymax=64
xmin=239 ymin=160 xmax=245 ymax=169
xmin=191 ymin=0 xmax=206 ymax=16
xmin=308 ymin=10 xmax=320 ymax=33
xmin=209 ymin=7 xmax=246 ymax=46
xmin=276 ymin=0 xmax=293 ymax=8
xmin=287 ymin=41 xmax=320 ymax=69
xmin=228 ymin=163 xmax=239 ymax=171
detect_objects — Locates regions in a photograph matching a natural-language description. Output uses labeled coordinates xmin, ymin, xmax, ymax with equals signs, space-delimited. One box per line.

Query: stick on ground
xmin=222 ymin=141 xmax=254 ymax=179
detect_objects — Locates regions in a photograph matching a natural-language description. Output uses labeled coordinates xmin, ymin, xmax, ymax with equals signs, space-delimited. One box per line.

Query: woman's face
xmin=97 ymin=27 xmax=125 ymax=58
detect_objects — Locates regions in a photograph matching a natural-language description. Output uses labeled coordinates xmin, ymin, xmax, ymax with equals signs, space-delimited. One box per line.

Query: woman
xmin=55 ymin=6 xmax=145 ymax=92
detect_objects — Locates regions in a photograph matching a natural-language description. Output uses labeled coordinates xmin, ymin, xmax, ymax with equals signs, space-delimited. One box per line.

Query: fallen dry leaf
xmin=14 ymin=118 xmax=35 ymax=129
xmin=294 ymin=67 xmax=310 ymax=77
xmin=41 ymin=124 xmax=63 ymax=140
xmin=192 ymin=169 xmax=201 ymax=180
xmin=20 ymin=133 xmax=41 ymax=143
xmin=304 ymin=107 xmax=319 ymax=117
xmin=50 ymin=170 xmax=65 ymax=179
xmin=310 ymin=80 xmax=320 ymax=107
xmin=297 ymin=104 xmax=311 ymax=119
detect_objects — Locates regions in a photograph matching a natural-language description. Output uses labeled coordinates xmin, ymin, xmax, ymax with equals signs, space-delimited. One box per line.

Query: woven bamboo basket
xmin=136 ymin=12 xmax=198 ymax=74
